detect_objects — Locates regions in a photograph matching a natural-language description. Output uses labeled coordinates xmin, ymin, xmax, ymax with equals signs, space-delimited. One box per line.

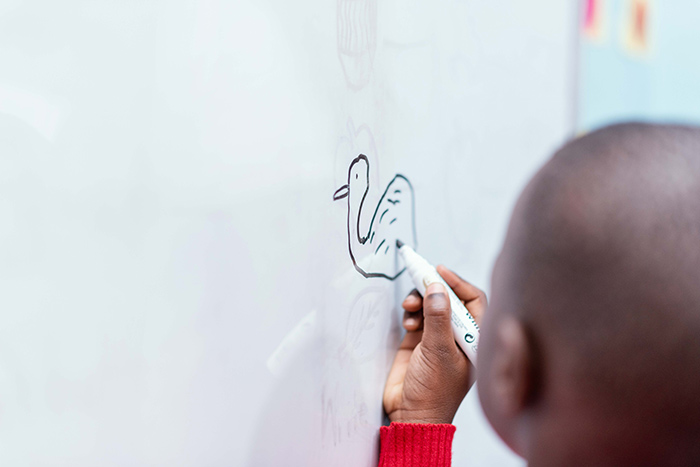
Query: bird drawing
xmin=333 ymin=154 xmax=417 ymax=280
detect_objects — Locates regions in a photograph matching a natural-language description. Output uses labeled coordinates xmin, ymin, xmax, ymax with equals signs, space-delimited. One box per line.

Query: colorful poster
xmin=622 ymin=0 xmax=651 ymax=57
xmin=583 ymin=0 xmax=608 ymax=43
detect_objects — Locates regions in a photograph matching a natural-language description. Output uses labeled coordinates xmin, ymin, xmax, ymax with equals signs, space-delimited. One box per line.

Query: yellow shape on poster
xmin=622 ymin=0 xmax=651 ymax=58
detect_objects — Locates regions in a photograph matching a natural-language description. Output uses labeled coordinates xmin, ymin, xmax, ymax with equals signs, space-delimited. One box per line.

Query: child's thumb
xmin=421 ymin=283 xmax=454 ymax=354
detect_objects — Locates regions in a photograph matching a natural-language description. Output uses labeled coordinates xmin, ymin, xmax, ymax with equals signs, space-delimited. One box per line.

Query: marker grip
xmin=399 ymin=246 xmax=480 ymax=366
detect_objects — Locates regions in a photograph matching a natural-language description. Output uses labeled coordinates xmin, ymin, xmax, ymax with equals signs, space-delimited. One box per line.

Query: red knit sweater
xmin=378 ymin=422 xmax=456 ymax=467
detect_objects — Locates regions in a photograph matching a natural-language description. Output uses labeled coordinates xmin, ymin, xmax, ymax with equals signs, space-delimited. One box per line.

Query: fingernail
xmin=426 ymin=282 xmax=445 ymax=296
xmin=405 ymin=294 xmax=419 ymax=304
xmin=405 ymin=318 xmax=416 ymax=326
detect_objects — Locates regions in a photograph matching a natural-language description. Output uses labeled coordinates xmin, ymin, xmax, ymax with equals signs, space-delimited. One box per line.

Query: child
xmin=380 ymin=123 xmax=700 ymax=466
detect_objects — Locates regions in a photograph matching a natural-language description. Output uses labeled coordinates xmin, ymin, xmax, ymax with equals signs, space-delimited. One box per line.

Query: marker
xmin=396 ymin=240 xmax=480 ymax=367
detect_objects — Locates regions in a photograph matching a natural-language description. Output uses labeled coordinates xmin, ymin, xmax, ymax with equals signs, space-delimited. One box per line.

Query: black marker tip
xmin=396 ymin=239 xmax=404 ymax=249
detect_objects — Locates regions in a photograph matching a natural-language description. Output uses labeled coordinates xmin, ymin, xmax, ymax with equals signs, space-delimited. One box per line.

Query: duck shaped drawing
xmin=333 ymin=154 xmax=417 ymax=280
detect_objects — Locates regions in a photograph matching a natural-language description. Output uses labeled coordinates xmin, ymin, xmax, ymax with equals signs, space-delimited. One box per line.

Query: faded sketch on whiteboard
xmin=337 ymin=0 xmax=377 ymax=90
xmin=334 ymin=154 xmax=417 ymax=280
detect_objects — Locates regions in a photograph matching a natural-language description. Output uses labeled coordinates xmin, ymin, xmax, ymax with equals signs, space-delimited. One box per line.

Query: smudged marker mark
xmin=390 ymin=218 xmax=397 ymax=225
xmin=394 ymin=189 xmax=401 ymax=194
xmin=384 ymin=244 xmax=390 ymax=255
xmin=375 ymin=238 xmax=386 ymax=255
xmin=370 ymin=231 xmax=375 ymax=244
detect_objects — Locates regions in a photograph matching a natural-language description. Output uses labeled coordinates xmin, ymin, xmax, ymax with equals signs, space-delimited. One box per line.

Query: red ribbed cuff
xmin=378 ymin=422 xmax=456 ymax=467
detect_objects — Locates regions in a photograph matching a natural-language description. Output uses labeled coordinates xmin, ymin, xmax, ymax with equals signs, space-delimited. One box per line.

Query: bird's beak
xmin=333 ymin=184 xmax=349 ymax=200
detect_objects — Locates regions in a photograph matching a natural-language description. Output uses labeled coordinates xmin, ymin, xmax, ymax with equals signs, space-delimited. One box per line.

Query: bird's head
xmin=333 ymin=154 xmax=370 ymax=201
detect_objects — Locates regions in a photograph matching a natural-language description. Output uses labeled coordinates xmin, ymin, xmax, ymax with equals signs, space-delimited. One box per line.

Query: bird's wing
xmin=367 ymin=174 xmax=416 ymax=259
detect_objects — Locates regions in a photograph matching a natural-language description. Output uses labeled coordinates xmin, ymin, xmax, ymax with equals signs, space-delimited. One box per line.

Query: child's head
xmin=478 ymin=123 xmax=700 ymax=466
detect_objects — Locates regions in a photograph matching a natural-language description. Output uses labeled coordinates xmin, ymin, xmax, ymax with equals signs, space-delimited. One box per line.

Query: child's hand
xmin=383 ymin=266 xmax=487 ymax=424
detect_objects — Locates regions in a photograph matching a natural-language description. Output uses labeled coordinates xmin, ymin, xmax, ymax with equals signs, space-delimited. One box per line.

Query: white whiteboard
xmin=0 ymin=1 xmax=575 ymax=465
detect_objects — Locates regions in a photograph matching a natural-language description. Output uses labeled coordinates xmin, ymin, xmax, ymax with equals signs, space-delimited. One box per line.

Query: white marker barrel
xmin=398 ymin=245 xmax=479 ymax=366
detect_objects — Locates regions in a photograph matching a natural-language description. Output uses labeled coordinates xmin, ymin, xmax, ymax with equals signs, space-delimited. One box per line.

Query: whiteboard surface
xmin=0 ymin=1 xmax=574 ymax=465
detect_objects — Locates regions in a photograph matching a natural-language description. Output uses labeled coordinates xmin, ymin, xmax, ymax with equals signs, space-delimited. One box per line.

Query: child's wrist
xmin=388 ymin=408 xmax=454 ymax=425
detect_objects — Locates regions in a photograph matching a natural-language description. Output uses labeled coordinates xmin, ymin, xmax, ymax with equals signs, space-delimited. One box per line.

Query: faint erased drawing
xmin=333 ymin=154 xmax=417 ymax=280
xmin=337 ymin=0 xmax=377 ymax=90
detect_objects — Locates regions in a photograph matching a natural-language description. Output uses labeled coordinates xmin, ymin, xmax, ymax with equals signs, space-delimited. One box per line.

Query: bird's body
xmin=334 ymin=154 xmax=417 ymax=280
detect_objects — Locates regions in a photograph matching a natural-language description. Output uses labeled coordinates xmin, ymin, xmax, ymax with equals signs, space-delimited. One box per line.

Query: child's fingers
xmin=436 ymin=265 xmax=488 ymax=324
xmin=403 ymin=309 xmax=424 ymax=331
xmin=402 ymin=289 xmax=423 ymax=312
xmin=436 ymin=266 xmax=486 ymax=303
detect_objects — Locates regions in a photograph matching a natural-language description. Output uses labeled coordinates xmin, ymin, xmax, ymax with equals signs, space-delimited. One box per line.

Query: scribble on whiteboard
xmin=333 ymin=155 xmax=417 ymax=280
xmin=322 ymin=383 xmax=369 ymax=448
xmin=337 ymin=0 xmax=377 ymax=90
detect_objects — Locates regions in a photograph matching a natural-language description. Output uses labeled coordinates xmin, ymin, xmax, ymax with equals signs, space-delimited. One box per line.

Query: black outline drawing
xmin=333 ymin=154 xmax=417 ymax=280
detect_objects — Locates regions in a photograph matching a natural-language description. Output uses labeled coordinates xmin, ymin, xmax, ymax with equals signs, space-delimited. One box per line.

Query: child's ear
xmin=490 ymin=316 xmax=535 ymax=418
